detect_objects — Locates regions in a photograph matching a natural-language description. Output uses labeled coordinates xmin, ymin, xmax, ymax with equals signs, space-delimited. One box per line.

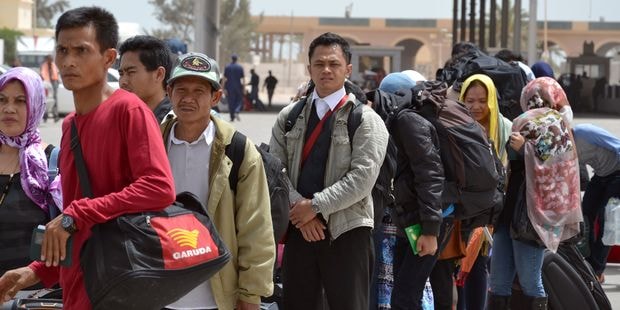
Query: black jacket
xmin=391 ymin=109 xmax=444 ymax=236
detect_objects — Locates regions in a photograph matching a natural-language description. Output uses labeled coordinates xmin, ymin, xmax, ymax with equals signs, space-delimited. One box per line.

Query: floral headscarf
xmin=520 ymin=77 xmax=572 ymax=124
xmin=0 ymin=67 xmax=61 ymax=212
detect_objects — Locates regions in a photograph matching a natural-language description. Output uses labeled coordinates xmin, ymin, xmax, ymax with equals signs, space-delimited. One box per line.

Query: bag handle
xmin=70 ymin=119 xmax=94 ymax=199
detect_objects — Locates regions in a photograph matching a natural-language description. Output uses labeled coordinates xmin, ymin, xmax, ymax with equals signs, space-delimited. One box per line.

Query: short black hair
xmin=494 ymin=49 xmax=524 ymax=62
xmin=55 ymin=6 xmax=118 ymax=53
xmin=308 ymin=32 xmax=352 ymax=64
xmin=451 ymin=41 xmax=479 ymax=57
xmin=119 ymin=35 xmax=173 ymax=90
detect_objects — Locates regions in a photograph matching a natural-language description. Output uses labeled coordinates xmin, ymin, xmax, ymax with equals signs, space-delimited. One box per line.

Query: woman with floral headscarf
xmin=0 ymin=67 xmax=62 ymax=284
xmin=455 ymin=74 xmax=511 ymax=310
xmin=488 ymin=77 xmax=581 ymax=310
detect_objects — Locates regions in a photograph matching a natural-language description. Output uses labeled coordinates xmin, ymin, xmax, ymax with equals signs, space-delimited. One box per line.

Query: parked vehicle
xmin=56 ymin=68 xmax=120 ymax=115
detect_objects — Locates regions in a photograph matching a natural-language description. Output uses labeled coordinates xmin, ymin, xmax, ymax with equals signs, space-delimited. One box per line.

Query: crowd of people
xmin=0 ymin=5 xmax=619 ymax=310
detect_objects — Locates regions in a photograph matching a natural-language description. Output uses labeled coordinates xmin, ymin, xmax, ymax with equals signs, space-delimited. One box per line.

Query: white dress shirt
xmin=311 ymin=86 xmax=347 ymax=119
xmin=166 ymin=121 xmax=217 ymax=309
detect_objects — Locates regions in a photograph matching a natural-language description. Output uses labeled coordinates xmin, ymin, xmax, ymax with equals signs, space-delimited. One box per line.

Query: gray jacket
xmin=269 ymin=93 xmax=389 ymax=239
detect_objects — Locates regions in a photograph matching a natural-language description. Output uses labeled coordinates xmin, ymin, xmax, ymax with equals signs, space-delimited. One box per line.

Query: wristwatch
xmin=61 ymin=214 xmax=78 ymax=234
xmin=311 ymin=199 xmax=321 ymax=214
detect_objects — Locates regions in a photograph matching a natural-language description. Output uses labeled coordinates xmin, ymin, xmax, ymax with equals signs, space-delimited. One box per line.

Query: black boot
xmin=529 ymin=296 xmax=547 ymax=310
xmin=488 ymin=294 xmax=511 ymax=310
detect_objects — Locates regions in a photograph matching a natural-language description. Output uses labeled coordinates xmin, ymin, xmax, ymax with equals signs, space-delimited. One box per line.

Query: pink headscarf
xmin=0 ymin=67 xmax=62 ymax=212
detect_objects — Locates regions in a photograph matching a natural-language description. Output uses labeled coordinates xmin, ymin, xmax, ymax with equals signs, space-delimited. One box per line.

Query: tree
xmin=219 ymin=0 xmax=258 ymax=67
xmin=0 ymin=28 xmax=23 ymax=65
xmin=148 ymin=0 xmax=194 ymax=44
xmin=149 ymin=0 xmax=259 ymax=64
xmin=35 ymin=0 xmax=69 ymax=28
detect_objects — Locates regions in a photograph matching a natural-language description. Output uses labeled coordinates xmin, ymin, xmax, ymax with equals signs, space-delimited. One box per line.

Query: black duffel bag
xmin=70 ymin=120 xmax=230 ymax=310
xmin=80 ymin=193 xmax=230 ymax=310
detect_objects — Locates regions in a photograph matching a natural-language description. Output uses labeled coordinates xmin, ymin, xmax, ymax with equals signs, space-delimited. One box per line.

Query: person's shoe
xmin=488 ymin=294 xmax=511 ymax=310
xmin=529 ymin=296 xmax=547 ymax=310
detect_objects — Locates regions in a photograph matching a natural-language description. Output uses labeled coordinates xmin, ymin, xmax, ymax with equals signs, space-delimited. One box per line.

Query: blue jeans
xmin=582 ymin=172 xmax=620 ymax=275
xmin=390 ymin=218 xmax=454 ymax=310
xmin=489 ymin=224 xmax=545 ymax=297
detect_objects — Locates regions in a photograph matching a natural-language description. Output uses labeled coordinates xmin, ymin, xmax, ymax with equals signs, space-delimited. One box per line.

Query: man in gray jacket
xmin=269 ymin=32 xmax=389 ymax=310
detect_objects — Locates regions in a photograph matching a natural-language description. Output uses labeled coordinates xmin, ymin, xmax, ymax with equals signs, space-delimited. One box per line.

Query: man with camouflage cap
xmin=161 ymin=52 xmax=275 ymax=310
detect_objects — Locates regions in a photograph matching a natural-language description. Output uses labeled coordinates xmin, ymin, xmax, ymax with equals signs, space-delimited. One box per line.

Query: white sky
xmin=67 ymin=0 xmax=620 ymax=33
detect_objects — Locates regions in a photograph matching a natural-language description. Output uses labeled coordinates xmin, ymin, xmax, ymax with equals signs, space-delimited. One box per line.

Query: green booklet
xmin=405 ymin=224 xmax=422 ymax=255
xmin=30 ymin=225 xmax=73 ymax=266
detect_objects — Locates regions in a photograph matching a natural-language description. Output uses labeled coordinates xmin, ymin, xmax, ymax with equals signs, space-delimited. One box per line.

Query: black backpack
xmin=438 ymin=51 xmax=528 ymax=121
xmin=226 ymin=132 xmax=290 ymax=244
xmin=284 ymin=95 xmax=398 ymax=229
xmin=369 ymin=82 xmax=505 ymax=229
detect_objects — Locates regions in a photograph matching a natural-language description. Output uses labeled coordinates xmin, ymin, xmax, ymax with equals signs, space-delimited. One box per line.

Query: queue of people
xmin=0 ymin=5 xmax=619 ymax=310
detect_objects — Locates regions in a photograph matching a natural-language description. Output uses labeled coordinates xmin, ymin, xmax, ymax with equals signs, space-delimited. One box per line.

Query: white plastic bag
xmin=602 ymin=197 xmax=620 ymax=246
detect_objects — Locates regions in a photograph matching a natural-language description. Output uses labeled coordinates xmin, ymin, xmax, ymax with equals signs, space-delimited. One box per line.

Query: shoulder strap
xmin=45 ymin=145 xmax=61 ymax=219
xmin=347 ymin=102 xmax=363 ymax=142
xmin=70 ymin=119 xmax=94 ymax=198
xmin=225 ymin=131 xmax=247 ymax=193
xmin=284 ymin=98 xmax=308 ymax=133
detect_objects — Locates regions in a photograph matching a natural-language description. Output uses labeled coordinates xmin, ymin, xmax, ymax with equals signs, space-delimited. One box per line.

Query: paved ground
xmin=36 ymin=94 xmax=620 ymax=307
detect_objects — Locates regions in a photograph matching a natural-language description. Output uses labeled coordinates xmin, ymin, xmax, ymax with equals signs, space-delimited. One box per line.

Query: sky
xmin=66 ymin=0 xmax=620 ymax=33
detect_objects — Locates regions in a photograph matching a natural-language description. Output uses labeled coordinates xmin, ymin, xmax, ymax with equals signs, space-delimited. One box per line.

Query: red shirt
xmin=29 ymin=89 xmax=175 ymax=309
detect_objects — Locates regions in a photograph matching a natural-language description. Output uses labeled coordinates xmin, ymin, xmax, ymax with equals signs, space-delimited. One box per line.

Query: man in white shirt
xmin=162 ymin=52 xmax=275 ymax=310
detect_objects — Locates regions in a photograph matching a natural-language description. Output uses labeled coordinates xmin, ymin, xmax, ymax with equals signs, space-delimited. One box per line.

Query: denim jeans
xmin=390 ymin=218 xmax=454 ymax=310
xmin=489 ymin=224 xmax=545 ymax=297
xmin=582 ymin=172 xmax=620 ymax=275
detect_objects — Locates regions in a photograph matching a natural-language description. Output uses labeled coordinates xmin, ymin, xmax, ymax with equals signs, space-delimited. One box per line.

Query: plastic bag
xmin=602 ymin=197 xmax=620 ymax=246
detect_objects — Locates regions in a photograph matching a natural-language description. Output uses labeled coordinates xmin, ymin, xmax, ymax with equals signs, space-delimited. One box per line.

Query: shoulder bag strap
xmin=70 ymin=119 xmax=94 ymax=198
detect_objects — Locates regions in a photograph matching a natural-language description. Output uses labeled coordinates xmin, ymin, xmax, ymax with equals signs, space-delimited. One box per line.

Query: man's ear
xmin=211 ymin=89 xmax=223 ymax=108
xmin=346 ymin=63 xmax=353 ymax=79
xmin=155 ymin=66 xmax=166 ymax=84
xmin=103 ymin=48 xmax=117 ymax=69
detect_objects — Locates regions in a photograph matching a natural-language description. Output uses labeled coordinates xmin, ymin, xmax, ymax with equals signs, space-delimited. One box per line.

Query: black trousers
xmin=281 ymin=225 xmax=374 ymax=310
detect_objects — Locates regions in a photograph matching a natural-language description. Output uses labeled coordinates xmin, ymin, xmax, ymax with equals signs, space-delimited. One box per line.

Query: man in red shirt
xmin=0 ymin=7 xmax=176 ymax=309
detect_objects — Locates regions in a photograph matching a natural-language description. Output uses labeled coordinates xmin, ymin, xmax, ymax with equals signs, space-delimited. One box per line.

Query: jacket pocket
xmin=332 ymin=127 xmax=352 ymax=170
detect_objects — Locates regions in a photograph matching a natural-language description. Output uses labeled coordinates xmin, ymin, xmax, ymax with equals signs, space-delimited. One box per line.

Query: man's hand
xmin=0 ymin=267 xmax=40 ymax=302
xmin=289 ymin=199 xmax=316 ymax=228
xmin=42 ymin=216 xmax=71 ymax=267
xmin=236 ymin=300 xmax=260 ymax=310
xmin=299 ymin=218 xmax=326 ymax=242
xmin=417 ymin=235 xmax=438 ymax=256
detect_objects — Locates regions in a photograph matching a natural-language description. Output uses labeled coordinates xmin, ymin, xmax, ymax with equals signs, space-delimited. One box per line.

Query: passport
xmin=405 ymin=224 xmax=422 ymax=255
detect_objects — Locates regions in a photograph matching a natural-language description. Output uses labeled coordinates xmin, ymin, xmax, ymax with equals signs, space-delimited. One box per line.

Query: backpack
xmin=415 ymin=81 xmax=504 ymax=227
xmin=369 ymin=82 xmax=504 ymax=229
xmin=438 ymin=51 xmax=528 ymax=120
xmin=284 ymin=94 xmax=398 ymax=229
xmin=226 ymin=132 xmax=290 ymax=244
xmin=46 ymin=145 xmax=60 ymax=219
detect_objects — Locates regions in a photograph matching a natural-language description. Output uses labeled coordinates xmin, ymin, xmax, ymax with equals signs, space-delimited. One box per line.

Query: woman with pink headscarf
xmin=0 ymin=67 xmax=62 ymax=286
xmin=489 ymin=77 xmax=580 ymax=310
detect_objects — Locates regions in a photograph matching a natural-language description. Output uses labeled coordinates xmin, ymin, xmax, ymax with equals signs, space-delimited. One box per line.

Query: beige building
xmin=0 ymin=0 xmax=54 ymax=37
xmin=250 ymin=15 xmax=620 ymax=86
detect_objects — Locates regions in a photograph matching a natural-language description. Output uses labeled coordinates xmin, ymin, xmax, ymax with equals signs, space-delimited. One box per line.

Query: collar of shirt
xmin=311 ymin=87 xmax=346 ymax=119
xmin=169 ymin=120 xmax=216 ymax=147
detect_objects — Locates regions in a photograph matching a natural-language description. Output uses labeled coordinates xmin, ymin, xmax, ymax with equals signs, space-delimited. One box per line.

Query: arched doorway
xmin=596 ymin=42 xmax=620 ymax=84
xmin=395 ymin=38 xmax=424 ymax=71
